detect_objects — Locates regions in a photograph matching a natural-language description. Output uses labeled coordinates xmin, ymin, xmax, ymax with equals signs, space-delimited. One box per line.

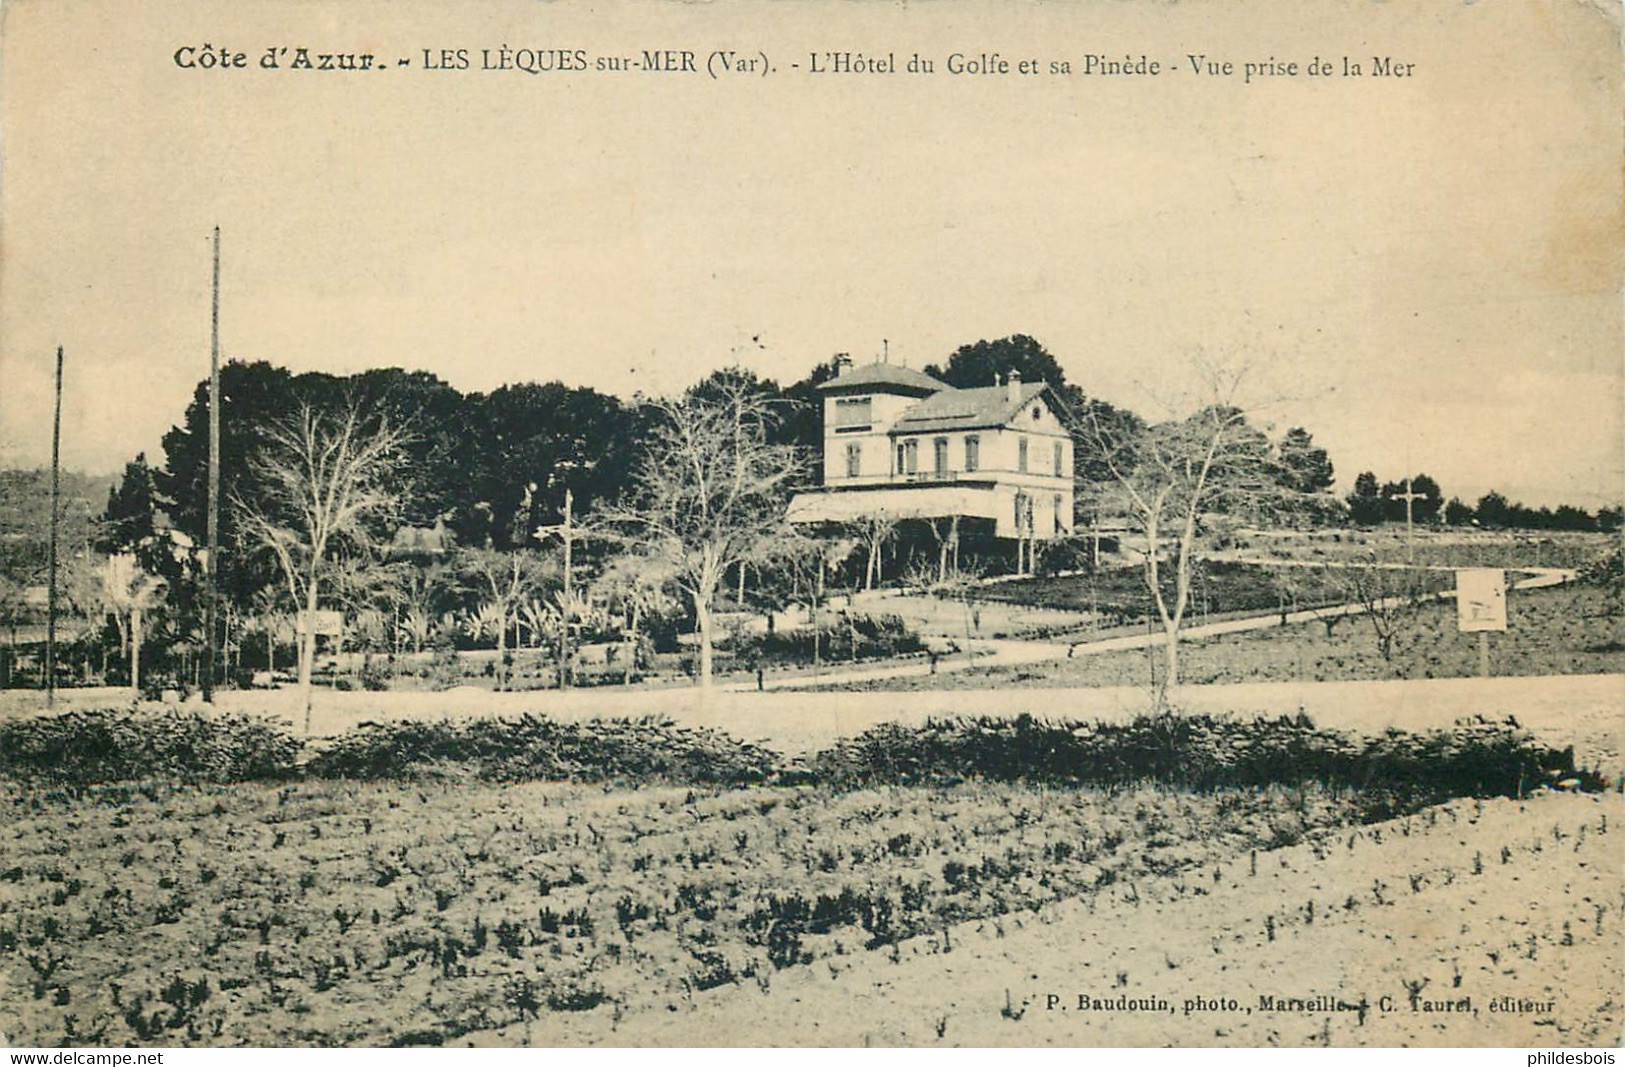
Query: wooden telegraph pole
xmin=560 ymin=489 xmax=573 ymax=689
xmin=204 ymin=227 xmax=221 ymax=702
xmin=46 ymin=346 xmax=64 ymax=707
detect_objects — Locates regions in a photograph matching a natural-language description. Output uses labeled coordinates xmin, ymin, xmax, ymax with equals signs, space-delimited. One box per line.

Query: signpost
xmin=295 ymin=610 xmax=344 ymax=638
xmin=1454 ymin=567 xmax=1507 ymax=677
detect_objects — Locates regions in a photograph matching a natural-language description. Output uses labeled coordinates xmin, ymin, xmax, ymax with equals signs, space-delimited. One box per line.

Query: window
xmin=964 ymin=435 xmax=980 ymax=472
xmin=1018 ymin=437 xmax=1029 ymax=473
xmin=1054 ymin=494 xmax=1064 ymax=533
xmin=834 ymin=397 xmax=872 ymax=429
xmin=845 ymin=442 xmax=862 ymax=478
xmin=1053 ymin=441 xmax=1064 ymax=477
xmin=934 ymin=437 xmax=949 ymax=474
xmin=898 ymin=439 xmax=918 ymax=474
xmin=1015 ymin=491 xmax=1034 ymax=533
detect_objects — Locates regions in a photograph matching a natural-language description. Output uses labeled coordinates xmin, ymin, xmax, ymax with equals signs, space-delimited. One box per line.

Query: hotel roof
xmin=816 ymin=362 xmax=946 ymax=396
xmin=891 ymin=382 xmax=1050 ymax=434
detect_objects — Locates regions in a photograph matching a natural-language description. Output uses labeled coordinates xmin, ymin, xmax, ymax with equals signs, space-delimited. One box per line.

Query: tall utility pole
xmin=560 ymin=488 xmax=573 ymax=689
xmin=45 ymin=346 xmax=63 ymax=707
xmin=204 ymin=227 xmax=221 ymax=701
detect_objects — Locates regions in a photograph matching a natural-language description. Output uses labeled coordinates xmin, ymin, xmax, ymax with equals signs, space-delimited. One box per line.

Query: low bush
xmin=0 ymin=708 xmax=299 ymax=784
xmin=808 ymin=711 xmax=1589 ymax=814
xmin=1578 ymin=547 xmax=1622 ymax=591
xmin=731 ymin=613 xmax=924 ymax=666
xmin=305 ymin=714 xmax=778 ymax=786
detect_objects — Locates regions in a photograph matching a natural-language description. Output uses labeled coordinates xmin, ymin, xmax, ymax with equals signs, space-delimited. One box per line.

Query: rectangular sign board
xmin=295 ymin=609 xmax=344 ymax=637
xmin=1455 ymin=567 xmax=1507 ymax=632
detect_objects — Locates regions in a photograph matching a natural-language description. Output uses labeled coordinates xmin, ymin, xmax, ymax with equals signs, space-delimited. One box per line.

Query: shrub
xmin=731 ymin=613 xmax=924 ymax=666
xmin=1579 ymin=547 xmax=1622 ymax=591
xmin=305 ymin=714 xmax=778 ymax=786
xmin=427 ymin=648 xmax=463 ymax=689
xmin=808 ymin=711 xmax=1585 ymax=815
xmin=0 ymin=709 xmax=300 ymax=784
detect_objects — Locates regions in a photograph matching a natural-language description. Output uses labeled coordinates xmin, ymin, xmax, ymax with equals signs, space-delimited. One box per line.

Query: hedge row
xmin=0 ymin=707 xmax=1602 ymax=808
xmin=808 ymin=712 xmax=1594 ymax=813
xmin=0 ymin=708 xmax=300 ymax=785
xmin=0 ymin=708 xmax=775 ymax=787
xmin=304 ymin=714 xmax=778 ymax=785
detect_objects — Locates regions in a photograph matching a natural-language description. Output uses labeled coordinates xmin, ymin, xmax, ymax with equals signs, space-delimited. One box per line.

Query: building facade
xmin=787 ymin=356 xmax=1075 ymax=542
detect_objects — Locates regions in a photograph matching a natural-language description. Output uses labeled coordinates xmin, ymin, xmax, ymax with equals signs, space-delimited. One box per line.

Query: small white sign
xmin=295 ymin=609 xmax=345 ymax=637
xmin=1455 ymin=568 xmax=1507 ymax=632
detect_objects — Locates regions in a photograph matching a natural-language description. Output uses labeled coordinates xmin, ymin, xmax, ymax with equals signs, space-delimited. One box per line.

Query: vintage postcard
xmin=0 ymin=0 xmax=1620 ymax=1051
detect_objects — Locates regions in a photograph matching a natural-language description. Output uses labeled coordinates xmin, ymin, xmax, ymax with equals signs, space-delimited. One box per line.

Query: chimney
xmin=834 ymin=352 xmax=853 ymax=377
xmin=1007 ymin=367 xmax=1022 ymax=405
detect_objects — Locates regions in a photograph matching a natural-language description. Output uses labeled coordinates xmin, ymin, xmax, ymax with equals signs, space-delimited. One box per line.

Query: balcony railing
xmin=900 ymin=470 xmax=960 ymax=484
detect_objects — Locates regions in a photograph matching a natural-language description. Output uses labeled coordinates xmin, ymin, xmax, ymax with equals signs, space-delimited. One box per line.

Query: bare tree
xmin=1332 ymin=559 xmax=1432 ymax=663
xmin=1082 ymin=363 xmax=1272 ymax=705
xmin=236 ymin=405 xmax=409 ymax=730
xmin=848 ymin=511 xmax=900 ymax=591
xmin=924 ymin=516 xmax=962 ymax=583
xmin=598 ymin=379 xmax=803 ymax=687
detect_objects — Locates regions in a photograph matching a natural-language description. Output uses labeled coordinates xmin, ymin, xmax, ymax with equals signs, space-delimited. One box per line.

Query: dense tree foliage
xmin=1346 ymin=471 xmax=1385 ymax=526
xmin=1380 ymin=474 xmax=1443 ymax=525
xmin=1275 ymin=428 xmax=1335 ymax=494
xmin=453 ymin=382 xmax=641 ymax=550
xmin=924 ymin=334 xmax=1071 ymax=394
xmin=98 ymin=453 xmax=161 ymax=555
xmin=0 ymin=469 xmax=105 ymax=587
xmin=1443 ymin=496 xmax=1474 ymax=526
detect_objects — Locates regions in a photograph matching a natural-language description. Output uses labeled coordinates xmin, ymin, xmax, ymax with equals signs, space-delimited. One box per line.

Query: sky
xmin=2 ymin=0 xmax=1620 ymax=509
